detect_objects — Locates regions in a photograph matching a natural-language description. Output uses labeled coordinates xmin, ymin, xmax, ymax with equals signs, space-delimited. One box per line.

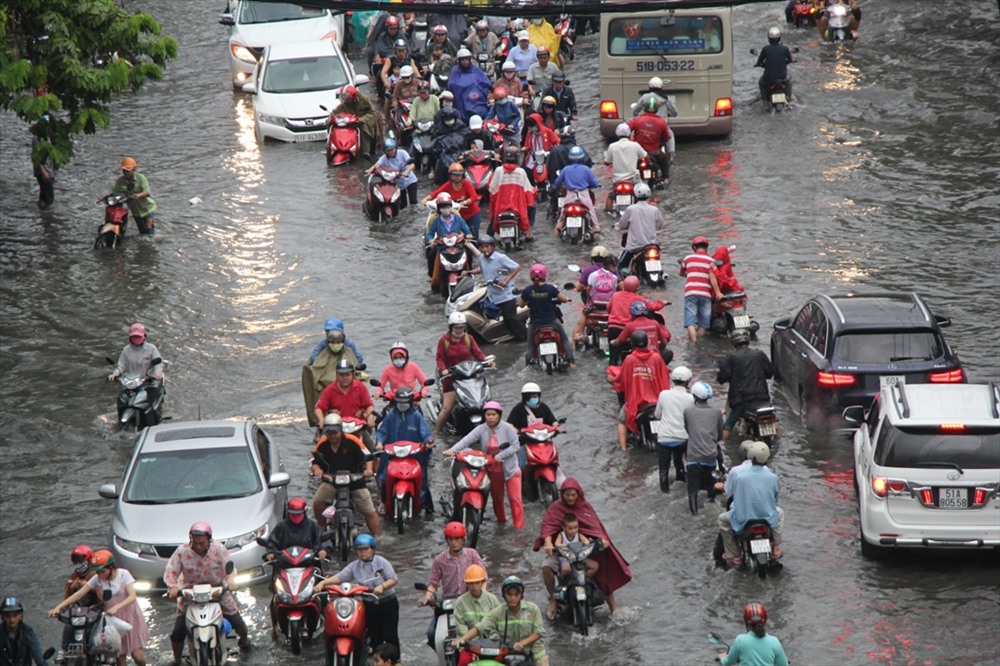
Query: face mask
xmin=328 ymin=343 xmax=344 ymax=353
xmin=532 ymin=18 xmax=543 ymax=25
xmin=444 ymin=119 xmax=455 ymax=126
xmin=526 ymin=397 xmax=540 ymax=408
xmin=392 ymin=358 xmax=406 ymax=368
xmin=396 ymin=402 xmax=411 ymax=413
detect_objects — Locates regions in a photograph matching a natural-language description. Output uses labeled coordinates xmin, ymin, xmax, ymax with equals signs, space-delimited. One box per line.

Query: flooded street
xmin=1 ymin=1 xmax=998 ymax=664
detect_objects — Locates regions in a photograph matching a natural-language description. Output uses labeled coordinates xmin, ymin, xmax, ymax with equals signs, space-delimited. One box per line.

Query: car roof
xmin=817 ymin=293 xmax=935 ymax=330
xmin=882 ymin=383 xmax=1000 ymax=427
xmin=138 ymin=419 xmax=251 ymax=453
xmin=264 ymin=40 xmax=342 ymax=61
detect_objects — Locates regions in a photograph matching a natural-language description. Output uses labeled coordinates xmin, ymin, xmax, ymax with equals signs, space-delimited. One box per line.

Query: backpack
xmin=590 ymin=268 xmax=618 ymax=304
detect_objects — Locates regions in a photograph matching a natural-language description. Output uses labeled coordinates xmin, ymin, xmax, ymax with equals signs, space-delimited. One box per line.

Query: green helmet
xmin=643 ymin=97 xmax=660 ymax=113
xmin=501 ymin=575 xmax=524 ymax=595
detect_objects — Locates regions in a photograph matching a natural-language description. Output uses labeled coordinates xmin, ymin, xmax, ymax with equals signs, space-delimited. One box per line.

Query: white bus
xmin=598 ymin=8 xmax=734 ymax=139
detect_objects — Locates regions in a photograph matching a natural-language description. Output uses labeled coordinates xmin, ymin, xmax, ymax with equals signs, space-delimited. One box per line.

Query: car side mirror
xmin=98 ymin=483 xmax=119 ymax=499
xmin=241 ymin=82 xmax=256 ymax=94
xmin=842 ymin=405 xmax=865 ymax=424
xmin=219 ymin=13 xmax=235 ymax=26
xmin=268 ymin=472 xmax=291 ymax=488
xmin=773 ymin=318 xmax=791 ymax=331
xmin=354 ymin=74 xmax=370 ymax=87
xmin=935 ymin=315 xmax=952 ymax=328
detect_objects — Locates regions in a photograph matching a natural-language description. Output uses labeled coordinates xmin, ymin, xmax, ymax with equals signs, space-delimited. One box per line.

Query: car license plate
xmin=938 ymin=487 xmax=968 ymax=509
xmin=599 ymin=336 xmax=609 ymax=352
xmin=295 ymin=131 xmax=328 ymax=142
xmin=616 ymin=195 xmax=632 ymax=206
xmin=771 ymin=93 xmax=787 ymax=104
xmin=499 ymin=226 xmax=515 ymax=238
xmin=758 ymin=422 xmax=776 ymax=437
xmin=644 ymin=259 xmax=662 ymax=271
xmin=733 ymin=315 xmax=751 ymax=329
xmin=539 ymin=342 xmax=558 ymax=356
xmin=567 ymin=216 xmax=583 ymax=228
xmin=750 ymin=539 xmax=772 ymax=555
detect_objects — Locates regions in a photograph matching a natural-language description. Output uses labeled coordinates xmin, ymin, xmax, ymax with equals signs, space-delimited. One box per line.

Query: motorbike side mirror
xmin=749 ymin=48 xmax=759 ymax=55
xmin=792 ymin=46 xmax=800 ymax=53
xmin=102 ymin=589 xmax=113 ymax=602
xmin=241 ymin=81 xmax=256 ymax=94
xmin=424 ymin=378 xmax=436 ymax=386
xmin=255 ymin=537 xmax=269 ymax=547
xmin=773 ymin=318 xmax=791 ymax=331
xmin=414 ymin=582 xmax=429 ymax=591
xmin=356 ymin=363 xmax=367 ymax=372
xmin=225 ymin=561 xmax=235 ymax=575
xmin=567 ymin=263 xmax=580 ymax=272
xmin=43 ymin=649 xmax=56 ymax=661
xmin=369 ymin=378 xmax=382 ymax=387
xmin=563 ymin=282 xmax=575 ymax=290
xmin=105 ymin=356 xmax=116 ymax=365
xmin=149 ymin=357 xmax=162 ymax=366
xmin=557 ymin=417 xmax=567 ymax=424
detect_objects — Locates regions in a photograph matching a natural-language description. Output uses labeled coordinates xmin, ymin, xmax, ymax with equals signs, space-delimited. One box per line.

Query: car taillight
xmin=973 ymin=488 xmax=990 ymax=506
xmin=817 ymin=372 xmax=855 ymax=387
xmin=918 ymin=488 xmax=933 ymax=505
xmin=600 ymin=100 xmax=619 ymax=119
xmin=929 ymin=369 xmax=964 ymax=383
xmin=714 ymin=97 xmax=733 ymax=116
xmin=871 ymin=477 xmax=908 ymax=498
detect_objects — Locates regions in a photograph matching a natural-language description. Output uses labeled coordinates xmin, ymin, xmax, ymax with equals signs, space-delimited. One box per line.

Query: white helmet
xmin=691 ymin=381 xmax=712 ymax=401
xmin=399 ymin=65 xmax=414 ymax=78
xmin=634 ymin=182 xmax=652 ymax=200
xmin=615 ymin=123 xmax=631 ymax=138
xmin=738 ymin=439 xmax=756 ymax=461
xmin=448 ymin=312 xmax=467 ymax=327
xmin=768 ymin=26 xmax=781 ymax=41
xmin=747 ymin=440 xmax=771 ymax=464
xmin=469 ymin=115 xmax=483 ymax=130
xmin=502 ymin=61 xmax=516 ymax=72
xmin=648 ymin=76 xmax=663 ymax=90
xmin=456 ymin=48 xmax=473 ymax=59
xmin=521 ymin=382 xmax=541 ymax=395
xmin=670 ymin=366 xmax=692 ymax=383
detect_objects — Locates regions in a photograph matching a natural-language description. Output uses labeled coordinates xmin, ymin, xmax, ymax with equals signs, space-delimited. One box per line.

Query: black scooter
xmin=105 ymin=355 xmax=165 ymax=430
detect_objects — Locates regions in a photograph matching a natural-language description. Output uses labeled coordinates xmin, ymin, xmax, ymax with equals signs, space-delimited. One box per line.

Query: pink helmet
xmin=189 ymin=521 xmax=213 ymax=538
xmin=482 ymin=400 xmax=503 ymax=415
xmin=529 ymin=263 xmax=547 ymax=281
xmin=128 ymin=323 xmax=146 ymax=339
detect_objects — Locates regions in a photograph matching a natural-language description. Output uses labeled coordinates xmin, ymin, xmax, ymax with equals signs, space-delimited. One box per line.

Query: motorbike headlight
xmin=225 ymin=524 xmax=268 ymax=550
xmin=230 ymin=42 xmax=258 ymax=64
xmin=374 ymin=189 xmax=385 ymax=202
xmin=114 ymin=536 xmax=157 ymax=557
xmin=277 ymin=591 xmax=292 ymax=604
xmin=334 ymin=598 xmax=355 ymax=620
xmin=71 ymin=616 xmax=87 ymax=627
xmin=299 ymin=581 xmax=314 ymax=601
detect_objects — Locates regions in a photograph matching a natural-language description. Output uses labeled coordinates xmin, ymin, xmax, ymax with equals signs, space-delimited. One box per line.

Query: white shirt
xmin=654 ymin=385 xmax=694 ymax=441
xmin=603 ymin=138 xmax=647 ymax=183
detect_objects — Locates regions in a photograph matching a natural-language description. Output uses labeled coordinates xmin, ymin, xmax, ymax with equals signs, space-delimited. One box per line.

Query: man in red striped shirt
xmin=679 ymin=236 xmax=723 ymax=342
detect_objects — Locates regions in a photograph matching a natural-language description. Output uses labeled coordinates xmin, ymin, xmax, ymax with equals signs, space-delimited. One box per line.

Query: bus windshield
xmin=607 ymin=16 xmax=724 ymax=57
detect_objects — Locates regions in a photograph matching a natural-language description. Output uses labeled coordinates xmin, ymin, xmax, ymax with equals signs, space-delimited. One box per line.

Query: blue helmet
xmin=629 ymin=301 xmax=649 ymax=317
xmin=354 ymin=534 xmax=377 ymax=549
xmin=691 ymin=381 xmax=713 ymax=401
xmin=383 ymin=138 xmax=397 ymax=151
xmin=568 ymin=146 xmax=585 ymax=161
xmin=324 ymin=317 xmax=344 ymax=332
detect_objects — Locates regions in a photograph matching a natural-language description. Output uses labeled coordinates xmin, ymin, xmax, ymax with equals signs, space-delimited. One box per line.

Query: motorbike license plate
xmin=732 ymin=315 xmax=751 ymax=329
xmin=647 ymin=419 xmax=661 ymax=432
xmin=771 ymin=93 xmax=787 ymax=104
xmin=616 ymin=195 xmax=632 ymax=206
xmin=938 ymin=487 xmax=968 ymax=509
xmin=642 ymin=169 xmax=653 ymax=179
xmin=599 ymin=336 xmax=609 ymax=352
xmin=566 ymin=216 xmax=583 ymax=228
xmin=750 ymin=539 xmax=772 ymax=555
xmin=758 ymin=422 xmax=777 ymax=437
xmin=557 ymin=196 xmax=566 ymax=208
xmin=575 ymin=587 xmax=587 ymax=601
xmin=539 ymin=342 xmax=559 ymax=356
xmin=644 ymin=259 xmax=662 ymax=271
xmin=294 ymin=131 xmax=328 ymax=143
xmin=499 ymin=226 xmax=516 ymax=238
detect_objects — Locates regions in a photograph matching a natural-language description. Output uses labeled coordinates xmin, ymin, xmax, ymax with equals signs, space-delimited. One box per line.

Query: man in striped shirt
xmin=679 ymin=236 xmax=723 ymax=342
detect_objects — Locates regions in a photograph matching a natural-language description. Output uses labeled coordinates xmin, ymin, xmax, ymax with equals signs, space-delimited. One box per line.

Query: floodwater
xmin=1 ymin=1 xmax=998 ymax=664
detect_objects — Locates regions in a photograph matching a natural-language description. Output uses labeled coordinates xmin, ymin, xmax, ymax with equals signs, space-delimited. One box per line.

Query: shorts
xmin=683 ymin=295 xmax=712 ymax=329
xmin=723 ymin=404 xmax=746 ymax=431
xmin=36 ymin=176 xmax=55 ymax=205
xmin=542 ymin=553 xmax=561 ymax=572
xmin=314 ymin=481 xmax=376 ymax=515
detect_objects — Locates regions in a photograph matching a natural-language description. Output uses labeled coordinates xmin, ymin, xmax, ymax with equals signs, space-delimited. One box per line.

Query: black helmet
xmin=630 ymin=330 xmax=649 ymax=349
xmin=0 ymin=597 xmax=24 ymax=613
xmin=335 ymin=359 xmax=355 ymax=374
xmin=502 ymin=147 xmax=520 ymax=164
xmin=730 ymin=330 xmax=751 ymax=347
xmin=395 ymin=386 xmax=415 ymax=407
xmin=441 ymin=107 xmax=459 ymax=121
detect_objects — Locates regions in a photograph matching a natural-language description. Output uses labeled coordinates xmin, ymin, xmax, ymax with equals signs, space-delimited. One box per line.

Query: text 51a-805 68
xmin=636 ymin=60 xmax=695 ymax=72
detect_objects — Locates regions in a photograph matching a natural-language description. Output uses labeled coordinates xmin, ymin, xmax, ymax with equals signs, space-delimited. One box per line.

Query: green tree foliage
xmin=0 ymin=0 xmax=178 ymax=169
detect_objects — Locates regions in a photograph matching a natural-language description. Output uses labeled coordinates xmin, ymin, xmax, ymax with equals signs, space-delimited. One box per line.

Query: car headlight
xmin=230 ymin=42 xmax=257 ymax=64
xmin=226 ymin=525 xmax=268 ymax=550
xmin=114 ymin=536 xmax=157 ymax=556
xmin=258 ymin=113 xmax=284 ymax=126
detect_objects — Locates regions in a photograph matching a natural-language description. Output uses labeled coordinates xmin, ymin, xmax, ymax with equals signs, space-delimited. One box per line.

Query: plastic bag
xmin=89 ymin=616 xmax=122 ymax=655
xmin=107 ymin=615 xmax=133 ymax=636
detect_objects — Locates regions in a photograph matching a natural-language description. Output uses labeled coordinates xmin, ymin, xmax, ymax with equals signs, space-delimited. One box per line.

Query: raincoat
xmin=487 ymin=163 xmax=535 ymax=232
xmin=713 ymin=246 xmax=744 ymax=294
xmin=526 ymin=20 xmax=562 ymax=62
xmin=612 ymin=346 xmax=670 ymax=432
xmin=447 ymin=64 xmax=492 ymax=121
xmin=302 ymin=346 xmax=360 ymax=427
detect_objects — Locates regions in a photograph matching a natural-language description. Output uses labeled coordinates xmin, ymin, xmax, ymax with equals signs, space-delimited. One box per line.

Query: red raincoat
xmin=613 ymin=346 xmax=669 ymax=432
xmin=713 ymin=246 xmax=744 ymax=294
xmin=487 ymin=163 xmax=535 ymax=232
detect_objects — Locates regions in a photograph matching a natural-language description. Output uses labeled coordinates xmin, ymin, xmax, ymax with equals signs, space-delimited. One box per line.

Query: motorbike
xmin=321 ymin=109 xmax=363 ymax=166
xmin=445 ymin=275 xmax=529 ymax=345
xmin=708 ymin=632 xmax=731 ymax=663
xmin=520 ymin=422 xmax=562 ymax=504
xmin=410 ymin=19 xmax=429 ymax=59
xmin=461 ymin=149 xmax=498 ymax=199
xmin=426 ymin=355 xmax=496 ymax=437
xmin=430 ymin=231 xmax=474 ymax=299
xmin=792 ymin=0 xmax=822 ymax=28
xmin=628 ymin=243 xmax=664 ymax=286
xmin=554 ymin=540 xmax=606 ymax=636
xmin=494 ymin=210 xmax=522 ymax=252
xmin=526 ymin=149 xmax=549 ymax=202
xmin=391 ymin=98 xmax=415 ymax=149
xmin=710 ymin=292 xmax=760 ymax=338
xmin=449 ymin=449 xmax=494 ymax=549
xmin=476 ymin=52 xmax=495 ymax=79
xmin=737 ymin=402 xmax=779 ymax=446
xmin=412 ymin=118 xmax=436 ymax=175
xmin=458 ymin=639 xmax=532 ymax=665
xmin=320 ymin=470 xmax=369 ymax=562
xmin=581 ymin=302 xmax=611 ymax=356
xmin=56 ymin=592 xmax=115 ymax=665
xmin=105 ymin=355 xmax=164 ymax=431
xmin=555 ymin=14 xmax=576 ymax=65
xmin=530 ymin=321 xmax=570 ymax=375
xmin=735 ymin=519 xmax=784 ymax=579
xmin=381 ymin=440 xmax=429 ymax=534
xmin=629 ymin=403 xmax=659 ymax=451
xmin=823 ymin=3 xmax=857 ymax=42
xmin=321 ymin=582 xmax=378 ymax=666
xmin=749 ymin=48 xmax=798 ymax=113
xmin=179 ymin=560 xmax=234 ymax=666
xmin=414 ymin=584 xmax=459 ymax=666
xmin=256 ymin=539 xmax=325 ymax=655
xmin=636 ymin=155 xmax=660 ymax=189
xmin=363 ymin=164 xmax=402 ymax=223
xmin=482 ymin=119 xmax=508 ymax=149
xmin=609 ymin=180 xmax=636 ymax=219
xmin=94 ymin=193 xmax=129 ymax=249
xmin=558 ymin=195 xmax=593 ymax=246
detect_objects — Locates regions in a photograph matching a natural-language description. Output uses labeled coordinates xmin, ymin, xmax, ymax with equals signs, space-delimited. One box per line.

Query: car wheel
xmin=770 ymin=338 xmax=782 ymax=382
xmin=860 ymin=530 xmax=889 ymax=560
xmin=254 ymin=123 xmax=264 ymax=145
xmin=798 ymin=388 xmax=823 ymax=432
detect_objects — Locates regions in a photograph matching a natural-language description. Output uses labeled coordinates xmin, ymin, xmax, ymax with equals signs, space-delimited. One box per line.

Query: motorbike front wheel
xmin=197 ymin=641 xmax=210 ymax=666
xmin=338 ymin=519 xmax=351 ymax=562
xmin=539 ymin=479 xmax=558 ymax=505
xmin=289 ymin=618 xmax=302 ymax=655
xmin=573 ymin=596 xmax=589 ymax=636
xmin=463 ymin=505 xmax=482 ymax=549
xmin=396 ymin=495 xmax=411 ymax=535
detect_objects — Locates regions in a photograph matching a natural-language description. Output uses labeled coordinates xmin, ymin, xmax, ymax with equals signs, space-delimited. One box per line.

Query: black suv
xmin=770 ymin=293 xmax=964 ymax=429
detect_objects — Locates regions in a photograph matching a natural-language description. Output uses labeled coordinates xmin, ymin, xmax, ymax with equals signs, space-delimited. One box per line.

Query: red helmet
xmin=339 ymin=85 xmax=358 ymax=102
xmin=287 ymin=497 xmax=308 ymax=525
xmin=743 ymin=602 xmax=768 ymax=627
xmin=529 ymin=263 xmax=547 ymax=281
xmin=386 ymin=16 xmax=401 ymax=27
xmin=444 ymin=521 xmax=467 ymax=539
xmin=71 ymin=545 xmax=94 ymax=565
xmin=622 ymin=275 xmax=640 ymax=292
xmin=691 ymin=235 xmax=710 ymax=247
xmin=493 ymin=87 xmax=508 ymax=100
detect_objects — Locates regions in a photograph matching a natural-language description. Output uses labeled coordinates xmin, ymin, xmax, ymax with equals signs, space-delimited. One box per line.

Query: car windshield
xmin=123 ymin=447 xmax=262 ymax=503
xmin=240 ymin=1 xmax=324 ymax=25
xmin=834 ymin=331 xmax=942 ymax=365
xmin=875 ymin=427 xmax=1000 ymax=469
xmin=607 ymin=16 xmax=723 ymax=56
xmin=262 ymin=56 xmax=347 ymax=94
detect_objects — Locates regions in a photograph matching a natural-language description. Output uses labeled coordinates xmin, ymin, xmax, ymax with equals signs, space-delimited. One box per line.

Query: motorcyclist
xmin=426 ymin=23 xmax=459 ymax=58
xmin=302 ymin=328 xmax=361 ymax=427
xmin=462 ymin=115 xmax=497 ymax=152
xmin=602 ymin=123 xmax=646 ymax=210
xmin=606 ymin=275 xmax=663 ymax=361
xmin=632 ymin=76 xmax=677 ymax=159
xmin=545 ymin=125 xmax=590 ymax=220
xmin=309 ymin=317 xmax=365 ymax=366
xmin=627 ymin=97 xmax=671 ymax=187
xmin=526 ymin=16 xmax=561 ymax=67
xmin=330 ymin=84 xmax=380 ymax=158
xmin=713 ymin=245 xmax=744 ymax=294
xmin=164 ymin=522 xmax=250 ymax=661
xmin=504 ymin=31 xmax=537 ymax=77
xmin=719 ymin=602 xmax=790 ymax=666
xmin=571 ymin=253 xmax=619 ymax=348
xmin=433 ymin=312 xmax=494 ymax=435
xmin=487 ymin=148 xmax=535 ymax=240
xmin=818 ymin=0 xmax=861 ymax=40
xmin=717 ymin=330 xmax=776 ymax=441
xmin=103 ymin=156 xmax=157 ymax=235
xmin=382 ymin=40 xmax=418 ymax=112
xmin=426 ymin=42 xmax=454 ymax=91
xmin=615 ymin=181 xmax=663 ymax=273
xmin=517 ymin=263 xmax=575 ymax=369
xmin=507 ymin=382 xmax=560 ymax=433
xmin=61 ymin=545 xmax=98 ymax=652
xmin=755 ymin=27 xmax=794 ymax=106
xmin=485 ymin=88 xmax=521 ymax=137
xmin=107 ymin=322 xmax=164 ymax=418
xmin=552 ymin=148 xmax=600 ymax=237
xmin=0 ymin=597 xmax=48 ymax=666
xmin=376 ymin=386 xmax=435 ymax=513
xmin=265 ymin=497 xmax=327 ymax=562
xmin=418 ymin=522 xmax=487 ymax=648
xmin=464 ymin=20 xmax=500 ymax=67
xmin=412 ymin=80 xmax=439 ymax=123
xmin=448 ymin=49 xmax=492 ymax=121
xmin=492 ymin=61 xmax=525 ymax=100
xmin=455 ymin=576 xmax=547 ymax=666
xmin=527 ymin=47 xmax=561 ymax=100
xmin=611 ymin=301 xmax=673 ymax=366
xmin=390 ymin=64 xmax=420 ymax=119
xmin=452 ymin=565 xmax=500 ymax=645
xmin=311 ymin=413 xmax=381 ymax=536
xmin=425 ymin=165 xmax=483 ymax=238
xmin=540 ymin=71 xmax=577 ymax=122
xmin=430 ymin=108 xmax=468 ymax=186
xmin=609 ymin=330 xmax=670 ymax=451
xmin=367 ymin=13 xmax=404 ymax=69
xmin=425 ymin=192 xmax=473 ymax=279
xmin=538 ymin=95 xmax=568 ymax=132
xmin=366 ymin=138 xmax=419 ymax=208
xmin=468 ymin=235 xmax=526 ymax=341
xmin=377 ymin=342 xmax=430 ymax=399
xmin=718 ymin=441 xmax=785 ymax=566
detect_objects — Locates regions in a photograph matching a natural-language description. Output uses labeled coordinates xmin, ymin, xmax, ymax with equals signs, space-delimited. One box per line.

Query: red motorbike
xmin=321 ymin=582 xmax=377 ymax=666
xmin=450 ymin=449 xmax=496 ymax=549
xmin=792 ymin=0 xmax=822 ymax=28
xmin=256 ymin=540 xmax=324 ymax=655
xmin=558 ymin=195 xmax=592 ymax=246
xmin=526 ymin=149 xmax=549 ymax=201
xmin=324 ymin=111 xmax=362 ymax=167
xmin=431 ymin=232 xmax=473 ymax=299
xmin=520 ymin=423 xmax=561 ymax=504
xmin=363 ymin=164 xmax=402 ymax=223
xmin=610 ymin=180 xmax=636 ymax=219
xmin=531 ymin=323 xmax=570 ymax=375
xmin=461 ymin=150 xmax=498 ymax=199
xmin=582 ymin=302 xmax=611 ymax=356
xmin=482 ymin=119 xmax=508 ymax=149
xmin=95 ymin=193 xmax=129 ymax=249
xmin=391 ymin=98 xmax=415 ymax=149
xmin=382 ymin=440 xmax=428 ymax=534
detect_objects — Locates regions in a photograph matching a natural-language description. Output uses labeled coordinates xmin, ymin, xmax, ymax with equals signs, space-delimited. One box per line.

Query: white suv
xmin=847 ymin=381 xmax=1000 ymax=558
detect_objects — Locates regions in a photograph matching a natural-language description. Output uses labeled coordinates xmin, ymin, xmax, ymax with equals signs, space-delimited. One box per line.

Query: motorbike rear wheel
xmin=755 ymin=553 xmax=768 ymax=580
xmin=463 ymin=505 xmax=482 ymax=550
xmin=289 ymin=618 xmax=302 ymax=655
xmin=539 ymin=479 xmax=558 ymax=505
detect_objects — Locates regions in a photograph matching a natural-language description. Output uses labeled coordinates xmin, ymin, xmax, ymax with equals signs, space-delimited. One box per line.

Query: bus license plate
xmin=750 ymin=539 xmax=772 ymax=555
xmin=599 ymin=336 xmax=609 ymax=351
xmin=567 ymin=216 xmax=583 ymax=228
xmin=616 ymin=195 xmax=632 ymax=206
xmin=938 ymin=488 xmax=968 ymax=509
xmin=733 ymin=315 xmax=751 ymax=329
xmin=499 ymin=226 xmax=515 ymax=238
xmin=645 ymin=259 xmax=662 ymax=271
xmin=758 ymin=422 xmax=776 ymax=437
xmin=539 ymin=342 xmax=558 ymax=356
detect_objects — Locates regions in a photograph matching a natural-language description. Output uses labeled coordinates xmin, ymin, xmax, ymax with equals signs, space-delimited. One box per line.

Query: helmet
xmin=629 ymin=301 xmax=649 ymax=317
xmin=395 ymin=386 xmax=415 ymax=407
xmin=568 ymin=146 xmax=585 ymax=161
xmin=323 ymin=413 xmax=344 ymax=431
xmin=324 ymin=317 xmax=344 ymax=332
xmin=537 ymin=46 xmax=550 ymax=56
xmin=189 ymin=522 xmax=213 ymax=537
xmin=287 ymin=497 xmax=308 ymax=524
xmin=433 ymin=24 xmax=448 ymax=35
xmin=390 ymin=341 xmax=409 ymax=359
xmin=71 ymin=544 xmax=94 ymax=565
xmin=457 ymin=48 xmax=472 ymax=59
xmin=642 ymin=97 xmax=660 ymax=113
xmin=89 ymin=549 xmax=115 ymax=571
xmin=448 ymin=311 xmax=468 ymax=327
xmin=691 ymin=235 xmax=709 ymax=248
xmin=417 ymin=80 xmax=431 ymax=92
xmin=469 ymin=115 xmax=483 ymax=130
xmin=338 ymin=85 xmax=358 ymax=102
xmin=128 ymin=322 xmax=146 ymax=340
xmin=493 ymin=87 xmax=509 ymax=100
xmin=435 ymin=192 xmax=455 ymax=208
xmin=622 ymin=275 xmax=640 ymax=292
xmin=501 ymin=575 xmax=524 ymax=595
xmin=482 ymin=400 xmax=503 ymax=415
xmin=559 ymin=124 xmax=576 ymax=138
xmin=730 ymin=330 xmax=751 ymax=347
xmin=747 ymin=440 xmax=771 ymax=464
xmin=464 ymin=564 xmax=487 ymax=583
xmin=326 ymin=328 xmax=345 ymax=344
xmin=670 ymin=366 xmax=693 ymax=383
xmin=648 ymin=76 xmax=664 ymax=90
xmin=444 ymin=521 xmax=467 ymax=538
xmin=551 ymin=71 xmax=565 ymax=82
xmin=354 ymin=534 xmax=377 ymax=549
xmin=475 ymin=20 xmax=489 ymax=30
xmin=591 ymin=245 xmax=609 ymax=259
xmin=383 ymin=138 xmax=398 ymax=151
xmin=521 ymin=382 xmax=541 ymax=397
xmin=738 ymin=439 xmax=755 ymax=461
xmin=120 ymin=156 xmax=137 ymax=170
xmin=502 ymin=146 xmax=520 ymax=164
xmin=615 ymin=122 xmax=631 ymax=138
xmin=399 ymin=65 xmax=414 ymax=78
xmin=517 ymin=30 xmax=530 ymax=41
xmin=335 ymin=359 xmax=355 ymax=375
xmin=478 ymin=234 xmax=496 ymax=246
xmin=440 ymin=90 xmax=455 ymax=101
xmin=394 ymin=38 xmax=408 ymax=50
xmin=541 ymin=95 xmax=557 ymax=108
xmin=768 ymin=26 xmax=781 ymax=42
xmin=386 ymin=16 xmax=401 ymax=27
xmin=744 ymin=602 xmax=768 ymax=626
xmin=691 ymin=381 xmax=712 ymax=401
xmin=634 ymin=182 xmax=652 ymax=200
xmin=529 ymin=263 xmax=547 ymax=281
xmin=630 ymin=330 xmax=649 ymax=349
xmin=501 ymin=61 xmax=516 ymax=72
xmin=0 ymin=597 xmax=23 ymax=614
xmin=441 ymin=107 xmax=459 ymax=121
